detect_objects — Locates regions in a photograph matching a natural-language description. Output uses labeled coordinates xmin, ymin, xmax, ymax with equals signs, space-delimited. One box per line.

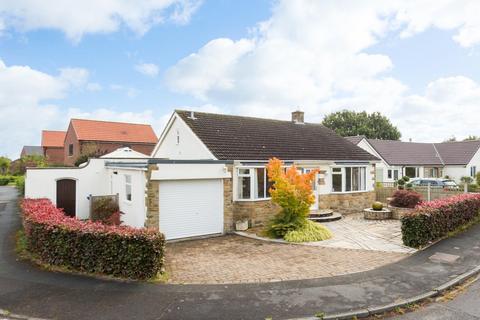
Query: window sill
xmin=235 ymin=198 xmax=272 ymax=202
xmin=330 ymin=190 xmax=370 ymax=194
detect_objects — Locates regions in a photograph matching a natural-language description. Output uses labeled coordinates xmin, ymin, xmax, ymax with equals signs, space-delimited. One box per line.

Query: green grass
xmin=284 ymin=220 xmax=332 ymax=243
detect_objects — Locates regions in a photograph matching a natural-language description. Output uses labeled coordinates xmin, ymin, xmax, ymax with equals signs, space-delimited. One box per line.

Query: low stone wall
xmin=232 ymin=200 xmax=280 ymax=228
xmin=389 ymin=206 xmax=415 ymax=220
xmin=319 ymin=191 xmax=376 ymax=214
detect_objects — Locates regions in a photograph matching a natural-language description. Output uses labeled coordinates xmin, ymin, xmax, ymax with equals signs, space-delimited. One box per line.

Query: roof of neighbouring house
xmin=70 ymin=119 xmax=157 ymax=144
xmin=101 ymin=147 xmax=148 ymax=159
xmin=349 ymin=138 xmax=480 ymax=166
xmin=366 ymin=139 xmax=443 ymax=166
xmin=41 ymin=130 xmax=66 ymax=147
xmin=21 ymin=146 xmax=43 ymax=156
xmin=434 ymin=140 xmax=480 ymax=165
xmin=175 ymin=110 xmax=379 ymax=161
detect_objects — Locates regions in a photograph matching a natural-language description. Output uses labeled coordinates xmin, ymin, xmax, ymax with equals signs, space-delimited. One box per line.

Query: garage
xmin=159 ymin=178 xmax=224 ymax=240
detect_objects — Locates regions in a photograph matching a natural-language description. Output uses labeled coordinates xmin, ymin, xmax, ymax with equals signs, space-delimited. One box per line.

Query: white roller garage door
xmin=159 ymin=179 xmax=224 ymax=240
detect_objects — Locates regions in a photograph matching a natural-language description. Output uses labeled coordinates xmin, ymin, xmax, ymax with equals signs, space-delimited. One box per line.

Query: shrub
xmin=91 ymin=196 xmax=121 ymax=225
xmin=397 ymin=178 xmax=406 ymax=186
xmin=21 ymin=199 xmax=165 ymax=280
xmin=15 ymin=176 xmax=25 ymax=195
xmin=390 ymin=190 xmax=422 ymax=208
xmin=405 ymin=183 xmax=413 ymax=190
xmin=0 ymin=175 xmax=13 ymax=186
xmin=476 ymin=172 xmax=480 ymax=186
xmin=468 ymin=184 xmax=479 ymax=192
xmin=401 ymin=194 xmax=480 ymax=247
xmin=402 ymin=176 xmax=410 ymax=182
xmin=284 ymin=220 xmax=332 ymax=243
xmin=266 ymin=158 xmax=332 ymax=242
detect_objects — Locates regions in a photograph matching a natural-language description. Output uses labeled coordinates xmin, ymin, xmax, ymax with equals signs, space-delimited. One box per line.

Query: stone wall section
xmin=318 ymin=191 xmax=376 ymax=213
xmin=145 ymin=164 xmax=159 ymax=230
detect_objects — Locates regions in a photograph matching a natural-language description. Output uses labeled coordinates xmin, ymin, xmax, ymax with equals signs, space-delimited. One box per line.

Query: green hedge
xmin=22 ymin=199 xmax=165 ymax=280
xmin=402 ymin=194 xmax=480 ymax=248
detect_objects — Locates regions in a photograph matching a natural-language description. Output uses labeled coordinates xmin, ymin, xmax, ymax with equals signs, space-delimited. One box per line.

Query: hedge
xmin=21 ymin=199 xmax=165 ymax=280
xmin=401 ymin=194 xmax=480 ymax=248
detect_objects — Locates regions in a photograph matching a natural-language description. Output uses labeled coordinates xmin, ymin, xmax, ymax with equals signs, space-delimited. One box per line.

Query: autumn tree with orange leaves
xmin=266 ymin=158 xmax=333 ymax=242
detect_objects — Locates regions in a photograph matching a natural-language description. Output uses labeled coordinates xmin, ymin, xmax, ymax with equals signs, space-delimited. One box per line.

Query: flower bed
xmin=21 ymin=198 xmax=165 ymax=280
xmin=401 ymin=194 xmax=480 ymax=248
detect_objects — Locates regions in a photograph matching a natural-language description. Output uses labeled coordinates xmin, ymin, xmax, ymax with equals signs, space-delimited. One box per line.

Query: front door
xmin=303 ymin=169 xmax=318 ymax=210
xmin=56 ymin=179 xmax=76 ymax=217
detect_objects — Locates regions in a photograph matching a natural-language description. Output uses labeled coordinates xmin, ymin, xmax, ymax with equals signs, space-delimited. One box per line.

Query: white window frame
xmin=405 ymin=166 xmax=420 ymax=178
xmin=471 ymin=166 xmax=477 ymax=177
xmin=331 ymin=166 xmax=368 ymax=193
xmin=125 ymin=174 xmax=132 ymax=202
xmin=235 ymin=166 xmax=273 ymax=201
xmin=387 ymin=169 xmax=392 ymax=179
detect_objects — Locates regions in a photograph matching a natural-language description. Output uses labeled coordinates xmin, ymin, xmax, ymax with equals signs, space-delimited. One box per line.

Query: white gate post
xmin=427 ymin=183 xmax=431 ymax=202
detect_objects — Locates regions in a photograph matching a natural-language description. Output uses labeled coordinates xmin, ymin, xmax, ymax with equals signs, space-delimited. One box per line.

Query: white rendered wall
xmin=25 ymin=159 xmax=109 ymax=220
xmin=152 ymin=115 xmax=216 ymax=160
xmin=443 ymin=166 xmax=467 ymax=182
xmin=108 ymin=168 xmax=147 ymax=228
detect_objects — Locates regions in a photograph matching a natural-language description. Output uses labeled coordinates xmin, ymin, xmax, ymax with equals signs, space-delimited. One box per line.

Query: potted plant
xmin=235 ymin=216 xmax=249 ymax=231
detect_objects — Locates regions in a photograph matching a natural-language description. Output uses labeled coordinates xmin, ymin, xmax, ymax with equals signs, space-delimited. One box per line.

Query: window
xmin=471 ymin=166 xmax=477 ymax=177
xmin=125 ymin=174 xmax=132 ymax=201
xmin=68 ymin=144 xmax=74 ymax=156
xmin=331 ymin=166 xmax=367 ymax=193
xmin=394 ymin=170 xmax=399 ymax=180
xmin=388 ymin=169 xmax=392 ymax=179
xmin=405 ymin=167 xmax=419 ymax=178
xmin=237 ymin=169 xmax=251 ymax=199
xmin=237 ymin=167 xmax=273 ymax=200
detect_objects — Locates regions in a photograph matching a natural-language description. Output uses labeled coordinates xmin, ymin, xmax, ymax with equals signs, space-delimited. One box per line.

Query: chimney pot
xmin=292 ymin=110 xmax=304 ymax=124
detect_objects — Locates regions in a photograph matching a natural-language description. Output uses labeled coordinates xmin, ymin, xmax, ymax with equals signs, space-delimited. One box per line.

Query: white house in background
xmin=346 ymin=136 xmax=480 ymax=183
xmin=26 ymin=110 xmax=380 ymax=241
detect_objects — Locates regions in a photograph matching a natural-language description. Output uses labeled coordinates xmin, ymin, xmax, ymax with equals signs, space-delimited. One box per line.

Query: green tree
xmin=322 ymin=110 xmax=401 ymax=140
xmin=0 ymin=157 xmax=11 ymax=175
xmin=464 ymin=135 xmax=479 ymax=141
xmin=9 ymin=155 xmax=47 ymax=175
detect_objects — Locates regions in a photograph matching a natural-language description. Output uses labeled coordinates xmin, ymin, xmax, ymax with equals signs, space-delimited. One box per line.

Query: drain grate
xmin=429 ymin=252 xmax=460 ymax=264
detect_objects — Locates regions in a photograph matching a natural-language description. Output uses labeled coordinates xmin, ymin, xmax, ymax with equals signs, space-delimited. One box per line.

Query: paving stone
xmin=165 ymin=235 xmax=407 ymax=284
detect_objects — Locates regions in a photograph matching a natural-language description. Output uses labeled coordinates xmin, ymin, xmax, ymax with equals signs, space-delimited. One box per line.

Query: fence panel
xmin=375 ymin=183 xmax=464 ymax=203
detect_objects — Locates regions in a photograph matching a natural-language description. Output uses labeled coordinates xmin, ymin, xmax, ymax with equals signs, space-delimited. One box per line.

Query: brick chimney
xmin=291 ymin=110 xmax=304 ymax=124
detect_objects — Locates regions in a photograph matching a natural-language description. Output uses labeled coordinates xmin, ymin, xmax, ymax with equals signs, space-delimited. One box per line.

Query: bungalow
xmin=346 ymin=136 xmax=480 ymax=183
xmin=26 ymin=110 xmax=379 ymax=240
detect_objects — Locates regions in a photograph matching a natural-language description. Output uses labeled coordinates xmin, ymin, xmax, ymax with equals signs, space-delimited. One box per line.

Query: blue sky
xmin=1 ymin=0 xmax=479 ymax=158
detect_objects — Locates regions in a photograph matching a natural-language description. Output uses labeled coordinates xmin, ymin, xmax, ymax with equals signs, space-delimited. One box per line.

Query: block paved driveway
xmin=165 ymin=235 xmax=407 ymax=284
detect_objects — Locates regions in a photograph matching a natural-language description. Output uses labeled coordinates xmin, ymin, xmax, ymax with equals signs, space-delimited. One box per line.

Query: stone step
xmin=308 ymin=209 xmax=334 ymax=218
xmin=309 ymin=212 xmax=342 ymax=223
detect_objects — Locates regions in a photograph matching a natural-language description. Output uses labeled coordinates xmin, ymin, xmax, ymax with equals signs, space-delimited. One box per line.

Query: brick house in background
xmin=41 ymin=130 xmax=66 ymax=165
xmin=63 ymin=119 xmax=158 ymax=166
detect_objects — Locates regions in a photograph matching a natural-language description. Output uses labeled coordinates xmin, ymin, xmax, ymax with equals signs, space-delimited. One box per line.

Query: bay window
xmin=331 ymin=166 xmax=367 ymax=193
xmin=237 ymin=167 xmax=273 ymax=200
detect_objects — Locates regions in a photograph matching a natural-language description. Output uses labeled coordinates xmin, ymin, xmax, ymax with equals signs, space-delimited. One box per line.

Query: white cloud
xmin=135 ymin=63 xmax=159 ymax=77
xmin=110 ymin=84 xmax=139 ymax=98
xmin=0 ymin=0 xmax=202 ymax=42
xmin=165 ymin=0 xmax=480 ymax=142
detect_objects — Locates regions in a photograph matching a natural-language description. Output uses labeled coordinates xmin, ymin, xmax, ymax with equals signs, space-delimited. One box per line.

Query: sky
xmin=1 ymin=0 xmax=480 ymax=159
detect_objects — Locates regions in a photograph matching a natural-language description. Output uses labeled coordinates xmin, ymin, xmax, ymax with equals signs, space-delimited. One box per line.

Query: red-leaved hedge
xmin=390 ymin=190 xmax=422 ymax=208
xmin=21 ymin=198 xmax=165 ymax=280
xmin=401 ymin=193 xmax=480 ymax=248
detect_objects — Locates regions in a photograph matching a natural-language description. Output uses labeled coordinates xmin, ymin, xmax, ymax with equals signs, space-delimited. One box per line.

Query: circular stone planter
xmin=363 ymin=208 xmax=392 ymax=220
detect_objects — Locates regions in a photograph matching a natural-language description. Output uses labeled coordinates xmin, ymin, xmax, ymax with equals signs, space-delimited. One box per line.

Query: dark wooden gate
xmin=56 ymin=179 xmax=76 ymax=217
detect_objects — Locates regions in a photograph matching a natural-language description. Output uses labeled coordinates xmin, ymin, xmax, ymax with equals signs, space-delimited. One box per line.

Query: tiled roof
xmin=21 ymin=146 xmax=43 ymax=156
xmin=70 ymin=119 xmax=157 ymax=144
xmin=351 ymin=138 xmax=480 ymax=166
xmin=367 ymin=140 xmax=443 ymax=166
xmin=345 ymin=135 xmax=366 ymax=145
xmin=434 ymin=141 xmax=480 ymax=165
xmin=41 ymin=130 xmax=66 ymax=147
xmin=176 ymin=110 xmax=379 ymax=161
